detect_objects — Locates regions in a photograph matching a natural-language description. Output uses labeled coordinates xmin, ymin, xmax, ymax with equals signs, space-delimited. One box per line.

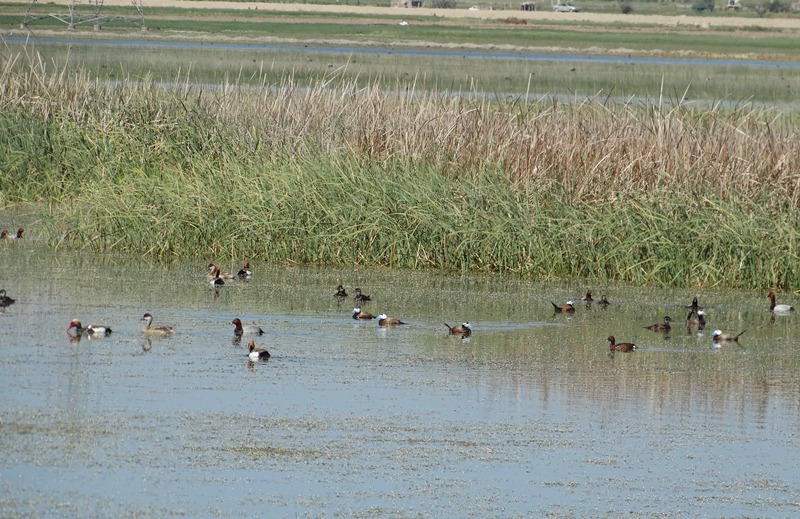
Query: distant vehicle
xmin=552 ymin=3 xmax=581 ymax=12
xmin=692 ymin=1 xmax=715 ymax=10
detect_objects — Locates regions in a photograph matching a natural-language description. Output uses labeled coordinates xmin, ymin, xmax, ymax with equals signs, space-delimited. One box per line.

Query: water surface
xmin=1 ymin=242 xmax=799 ymax=517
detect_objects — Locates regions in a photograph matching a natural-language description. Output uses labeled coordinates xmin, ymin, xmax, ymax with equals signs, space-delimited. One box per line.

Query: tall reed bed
xmin=1 ymin=49 xmax=799 ymax=288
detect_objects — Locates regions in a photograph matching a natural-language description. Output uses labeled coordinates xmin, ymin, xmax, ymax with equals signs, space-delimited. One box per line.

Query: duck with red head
xmin=767 ymin=291 xmax=795 ymax=314
xmin=247 ymin=339 xmax=270 ymax=360
xmin=607 ymin=335 xmax=637 ymax=352
xmin=232 ymin=318 xmax=264 ymax=336
xmin=237 ymin=261 xmax=252 ymax=279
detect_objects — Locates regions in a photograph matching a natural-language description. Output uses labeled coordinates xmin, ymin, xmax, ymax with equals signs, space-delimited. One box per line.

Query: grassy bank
xmin=1 ymin=51 xmax=799 ymax=288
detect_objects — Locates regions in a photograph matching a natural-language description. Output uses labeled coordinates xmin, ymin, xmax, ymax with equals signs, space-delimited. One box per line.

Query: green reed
xmin=1 ymin=51 xmax=799 ymax=289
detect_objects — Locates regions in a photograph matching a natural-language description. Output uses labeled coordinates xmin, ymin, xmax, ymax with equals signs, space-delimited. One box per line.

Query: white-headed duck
xmin=377 ymin=313 xmax=406 ymax=326
xmin=645 ymin=316 xmax=672 ymax=332
xmin=141 ymin=313 xmax=175 ymax=337
xmin=607 ymin=335 xmax=637 ymax=352
xmin=247 ymin=339 xmax=270 ymax=360
xmin=353 ymin=288 xmax=371 ymax=304
xmin=232 ymin=318 xmax=264 ymax=336
xmin=445 ymin=322 xmax=473 ymax=338
xmin=767 ymin=291 xmax=795 ymax=314
xmin=712 ymin=329 xmax=745 ymax=342
xmin=551 ymin=300 xmax=576 ymax=314
xmin=581 ymin=289 xmax=594 ymax=302
xmin=237 ymin=261 xmax=252 ymax=279
xmin=0 ymin=289 xmax=15 ymax=306
xmin=352 ymin=307 xmax=375 ymax=320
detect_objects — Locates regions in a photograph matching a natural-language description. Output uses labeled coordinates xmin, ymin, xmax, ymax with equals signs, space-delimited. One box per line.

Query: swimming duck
xmin=607 ymin=335 xmax=637 ymax=352
xmin=247 ymin=339 xmax=270 ymax=360
xmin=353 ymin=288 xmax=371 ymax=304
xmin=445 ymin=322 xmax=473 ymax=338
xmin=232 ymin=318 xmax=264 ymax=336
xmin=645 ymin=316 xmax=672 ymax=332
xmin=0 ymin=289 xmax=15 ymax=306
xmin=377 ymin=313 xmax=406 ymax=326
xmin=767 ymin=292 xmax=795 ymax=313
xmin=87 ymin=324 xmax=113 ymax=337
xmin=207 ymin=263 xmax=235 ymax=281
xmin=685 ymin=310 xmax=706 ymax=327
xmin=210 ymin=274 xmax=225 ymax=287
xmin=551 ymin=300 xmax=576 ymax=314
xmin=335 ymin=285 xmax=348 ymax=299
xmin=581 ymin=289 xmax=594 ymax=302
xmin=352 ymin=307 xmax=375 ymax=320
xmin=67 ymin=319 xmax=88 ymax=337
xmin=598 ymin=295 xmax=610 ymax=308
xmin=140 ymin=313 xmax=176 ymax=337
xmin=237 ymin=261 xmax=253 ymax=279
xmin=712 ymin=329 xmax=745 ymax=342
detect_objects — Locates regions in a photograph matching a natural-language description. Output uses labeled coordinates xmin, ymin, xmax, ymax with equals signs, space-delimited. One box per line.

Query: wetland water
xmin=2 ymin=242 xmax=800 ymax=517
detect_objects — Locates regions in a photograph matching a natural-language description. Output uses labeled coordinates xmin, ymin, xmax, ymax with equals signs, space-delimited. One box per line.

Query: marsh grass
xmin=1 ymin=49 xmax=799 ymax=288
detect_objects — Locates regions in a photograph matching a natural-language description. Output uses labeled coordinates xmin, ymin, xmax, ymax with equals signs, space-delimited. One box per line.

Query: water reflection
xmin=2 ymin=244 xmax=800 ymax=516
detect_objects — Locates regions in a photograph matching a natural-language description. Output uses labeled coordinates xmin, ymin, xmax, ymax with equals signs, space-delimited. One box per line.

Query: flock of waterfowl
xmin=1 ymin=230 xmax=795 ymax=358
xmin=600 ymin=292 xmax=794 ymax=355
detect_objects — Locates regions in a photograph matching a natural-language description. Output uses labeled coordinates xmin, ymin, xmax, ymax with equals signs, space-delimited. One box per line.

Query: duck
xmin=712 ymin=329 xmax=745 ymax=342
xmin=140 ymin=313 xmax=176 ymax=337
xmin=686 ymin=297 xmax=702 ymax=313
xmin=87 ymin=324 xmax=113 ymax=337
xmin=644 ymin=316 xmax=672 ymax=332
xmin=767 ymin=291 xmax=795 ymax=313
xmin=607 ymin=335 xmax=637 ymax=352
xmin=236 ymin=261 xmax=253 ymax=279
xmin=551 ymin=300 xmax=576 ymax=314
xmin=352 ymin=307 xmax=375 ymax=320
xmin=581 ymin=289 xmax=594 ymax=302
xmin=0 ymin=289 xmax=15 ymax=306
xmin=210 ymin=274 xmax=225 ymax=287
xmin=335 ymin=285 xmax=348 ymax=299
xmin=377 ymin=313 xmax=406 ymax=326
xmin=207 ymin=263 xmax=235 ymax=281
xmin=232 ymin=318 xmax=264 ymax=336
xmin=1 ymin=228 xmax=23 ymax=240
xmin=353 ymin=288 xmax=371 ymax=304
xmin=598 ymin=295 xmax=610 ymax=308
xmin=247 ymin=339 xmax=270 ymax=360
xmin=67 ymin=319 xmax=89 ymax=337
xmin=445 ymin=322 xmax=473 ymax=338
xmin=685 ymin=310 xmax=706 ymax=327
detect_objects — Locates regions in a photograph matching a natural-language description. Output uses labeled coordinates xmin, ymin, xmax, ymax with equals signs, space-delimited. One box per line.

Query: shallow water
xmin=2 ymin=242 xmax=800 ymax=517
